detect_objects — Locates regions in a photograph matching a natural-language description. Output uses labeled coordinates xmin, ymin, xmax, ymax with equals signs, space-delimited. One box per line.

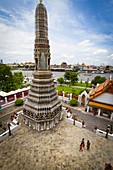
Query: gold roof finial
xmin=40 ymin=0 xmax=42 ymax=3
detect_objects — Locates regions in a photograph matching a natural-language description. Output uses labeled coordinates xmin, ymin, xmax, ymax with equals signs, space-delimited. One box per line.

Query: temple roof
xmin=88 ymin=78 xmax=113 ymax=111
xmin=88 ymin=101 xmax=113 ymax=111
xmin=92 ymin=92 xmax=113 ymax=106
xmin=90 ymin=79 xmax=113 ymax=100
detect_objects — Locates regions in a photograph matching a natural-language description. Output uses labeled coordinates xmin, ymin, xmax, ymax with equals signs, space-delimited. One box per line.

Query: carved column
xmin=97 ymin=109 xmax=101 ymax=116
xmin=87 ymin=106 xmax=90 ymax=113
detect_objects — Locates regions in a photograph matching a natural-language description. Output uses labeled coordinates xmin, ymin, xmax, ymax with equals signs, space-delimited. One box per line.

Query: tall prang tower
xmin=23 ymin=0 xmax=62 ymax=131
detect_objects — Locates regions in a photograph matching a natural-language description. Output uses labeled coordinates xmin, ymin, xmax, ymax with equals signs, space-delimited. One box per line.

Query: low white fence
xmin=65 ymin=118 xmax=83 ymax=128
xmin=96 ymin=129 xmax=113 ymax=141
xmin=65 ymin=118 xmax=74 ymax=125
xmin=64 ymin=106 xmax=84 ymax=128
xmin=0 ymin=110 xmax=22 ymax=142
xmin=75 ymin=120 xmax=83 ymax=128
xmin=0 ymin=124 xmax=21 ymax=142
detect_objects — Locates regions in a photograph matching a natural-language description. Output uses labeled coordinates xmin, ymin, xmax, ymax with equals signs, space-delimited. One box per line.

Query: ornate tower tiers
xmin=23 ymin=0 xmax=62 ymax=131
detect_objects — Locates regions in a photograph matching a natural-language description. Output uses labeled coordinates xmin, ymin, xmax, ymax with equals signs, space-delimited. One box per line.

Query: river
xmin=12 ymin=70 xmax=113 ymax=82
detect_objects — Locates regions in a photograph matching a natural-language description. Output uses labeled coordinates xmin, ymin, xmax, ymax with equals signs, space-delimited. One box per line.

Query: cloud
xmin=78 ymin=40 xmax=93 ymax=46
xmin=0 ymin=0 xmax=113 ymax=65
xmin=107 ymin=54 xmax=113 ymax=60
xmin=93 ymin=49 xmax=108 ymax=55
xmin=0 ymin=21 xmax=34 ymax=63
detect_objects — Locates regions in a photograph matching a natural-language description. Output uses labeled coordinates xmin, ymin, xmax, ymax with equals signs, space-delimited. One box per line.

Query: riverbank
xmin=12 ymin=70 xmax=113 ymax=82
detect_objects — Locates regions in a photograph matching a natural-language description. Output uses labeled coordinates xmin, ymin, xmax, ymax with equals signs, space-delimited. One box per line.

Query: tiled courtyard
xmin=0 ymin=113 xmax=113 ymax=170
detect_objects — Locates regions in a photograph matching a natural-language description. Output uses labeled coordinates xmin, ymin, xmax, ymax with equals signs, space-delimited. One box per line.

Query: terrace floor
xmin=0 ymin=111 xmax=113 ymax=170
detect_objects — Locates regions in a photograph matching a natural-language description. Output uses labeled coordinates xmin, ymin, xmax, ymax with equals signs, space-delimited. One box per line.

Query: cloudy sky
xmin=0 ymin=0 xmax=113 ymax=65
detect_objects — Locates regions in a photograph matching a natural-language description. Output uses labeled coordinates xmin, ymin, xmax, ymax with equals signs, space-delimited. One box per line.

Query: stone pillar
xmin=33 ymin=123 xmax=36 ymax=130
xmin=37 ymin=123 xmax=41 ymax=131
xmin=110 ymin=113 xmax=113 ymax=120
xmin=97 ymin=109 xmax=101 ymax=116
xmin=29 ymin=121 xmax=31 ymax=127
xmin=41 ymin=123 xmax=44 ymax=131
xmin=52 ymin=120 xmax=55 ymax=128
xmin=70 ymin=93 xmax=72 ymax=100
xmin=44 ymin=122 xmax=46 ymax=130
xmin=22 ymin=92 xmax=24 ymax=98
xmin=60 ymin=112 xmax=62 ymax=120
xmin=25 ymin=118 xmax=28 ymax=125
xmin=87 ymin=106 xmax=90 ymax=113
xmin=55 ymin=117 xmax=57 ymax=124
xmin=49 ymin=121 xmax=52 ymax=129
xmin=14 ymin=94 xmax=17 ymax=101
xmin=5 ymin=97 xmax=8 ymax=104
xmin=63 ymin=91 xmax=65 ymax=101
xmin=35 ymin=123 xmax=38 ymax=130
xmin=46 ymin=122 xmax=48 ymax=130
xmin=78 ymin=95 xmax=81 ymax=105
xmin=85 ymin=97 xmax=87 ymax=106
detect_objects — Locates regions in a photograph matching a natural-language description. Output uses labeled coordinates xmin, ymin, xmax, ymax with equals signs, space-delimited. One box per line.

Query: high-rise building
xmin=0 ymin=59 xmax=3 ymax=64
xmin=23 ymin=0 xmax=62 ymax=131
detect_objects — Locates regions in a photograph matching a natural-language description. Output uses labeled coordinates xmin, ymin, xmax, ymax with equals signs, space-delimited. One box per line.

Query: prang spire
xmin=23 ymin=0 xmax=62 ymax=132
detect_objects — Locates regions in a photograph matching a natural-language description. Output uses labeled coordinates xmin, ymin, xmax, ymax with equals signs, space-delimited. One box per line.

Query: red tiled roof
xmin=90 ymin=79 xmax=113 ymax=99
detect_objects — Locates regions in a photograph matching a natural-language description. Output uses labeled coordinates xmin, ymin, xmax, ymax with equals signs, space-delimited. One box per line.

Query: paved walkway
xmin=62 ymin=101 xmax=113 ymax=133
xmin=0 ymin=104 xmax=113 ymax=170
xmin=0 ymin=114 xmax=113 ymax=170
xmin=71 ymin=107 xmax=113 ymax=132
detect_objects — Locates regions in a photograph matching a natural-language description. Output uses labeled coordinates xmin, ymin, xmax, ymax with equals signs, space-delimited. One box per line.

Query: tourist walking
xmin=87 ymin=140 xmax=90 ymax=150
xmin=7 ymin=121 xmax=11 ymax=136
xmin=105 ymin=128 xmax=109 ymax=139
xmin=94 ymin=125 xmax=97 ymax=132
xmin=105 ymin=125 xmax=110 ymax=139
xmin=79 ymin=143 xmax=83 ymax=151
xmin=81 ymin=138 xmax=85 ymax=148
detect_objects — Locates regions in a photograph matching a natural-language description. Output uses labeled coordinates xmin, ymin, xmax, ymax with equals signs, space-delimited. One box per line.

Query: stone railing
xmin=0 ymin=123 xmax=21 ymax=142
xmin=63 ymin=107 xmax=84 ymax=128
xmin=0 ymin=110 xmax=22 ymax=142
xmin=96 ymin=129 xmax=113 ymax=141
xmin=65 ymin=118 xmax=83 ymax=128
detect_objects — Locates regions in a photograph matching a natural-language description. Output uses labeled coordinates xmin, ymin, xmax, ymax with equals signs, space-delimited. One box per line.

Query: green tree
xmin=64 ymin=71 xmax=78 ymax=85
xmin=73 ymin=66 xmax=80 ymax=72
xmin=70 ymin=72 xmax=78 ymax=85
xmin=57 ymin=77 xmax=64 ymax=85
xmin=0 ymin=64 xmax=14 ymax=92
xmin=91 ymin=76 xmax=106 ymax=85
xmin=15 ymin=99 xmax=24 ymax=106
xmin=0 ymin=64 xmax=24 ymax=92
xmin=13 ymin=72 xmax=24 ymax=89
xmin=70 ymin=99 xmax=78 ymax=106
xmin=64 ymin=71 xmax=71 ymax=80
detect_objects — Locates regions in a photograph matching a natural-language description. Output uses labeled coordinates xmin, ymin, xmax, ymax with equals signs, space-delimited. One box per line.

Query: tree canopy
xmin=91 ymin=76 xmax=106 ymax=86
xmin=64 ymin=71 xmax=78 ymax=85
xmin=13 ymin=72 xmax=24 ymax=89
xmin=57 ymin=77 xmax=64 ymax=85
xmin=0 ymin=64 xmax=24 ymax=92
xmin=0 ymin=64 xmax=13 ymax=92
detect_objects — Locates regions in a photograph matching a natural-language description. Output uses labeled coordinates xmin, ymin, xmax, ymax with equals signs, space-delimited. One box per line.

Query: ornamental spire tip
xmin=40 ymin=0 xmax=42 ymax=3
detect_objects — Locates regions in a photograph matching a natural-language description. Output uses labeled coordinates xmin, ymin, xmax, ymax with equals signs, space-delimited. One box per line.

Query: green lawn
xmin=56 ymin=85 xmax=88 ymax=94
xmin=75 ymin=82 xmax=91 ymax=87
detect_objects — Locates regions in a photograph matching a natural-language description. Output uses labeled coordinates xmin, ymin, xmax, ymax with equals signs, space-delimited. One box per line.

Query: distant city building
xmin=61 ymin=62 xmax=67 ymax=68
xmin=0 ymin=59 xmax=3 ymax=64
